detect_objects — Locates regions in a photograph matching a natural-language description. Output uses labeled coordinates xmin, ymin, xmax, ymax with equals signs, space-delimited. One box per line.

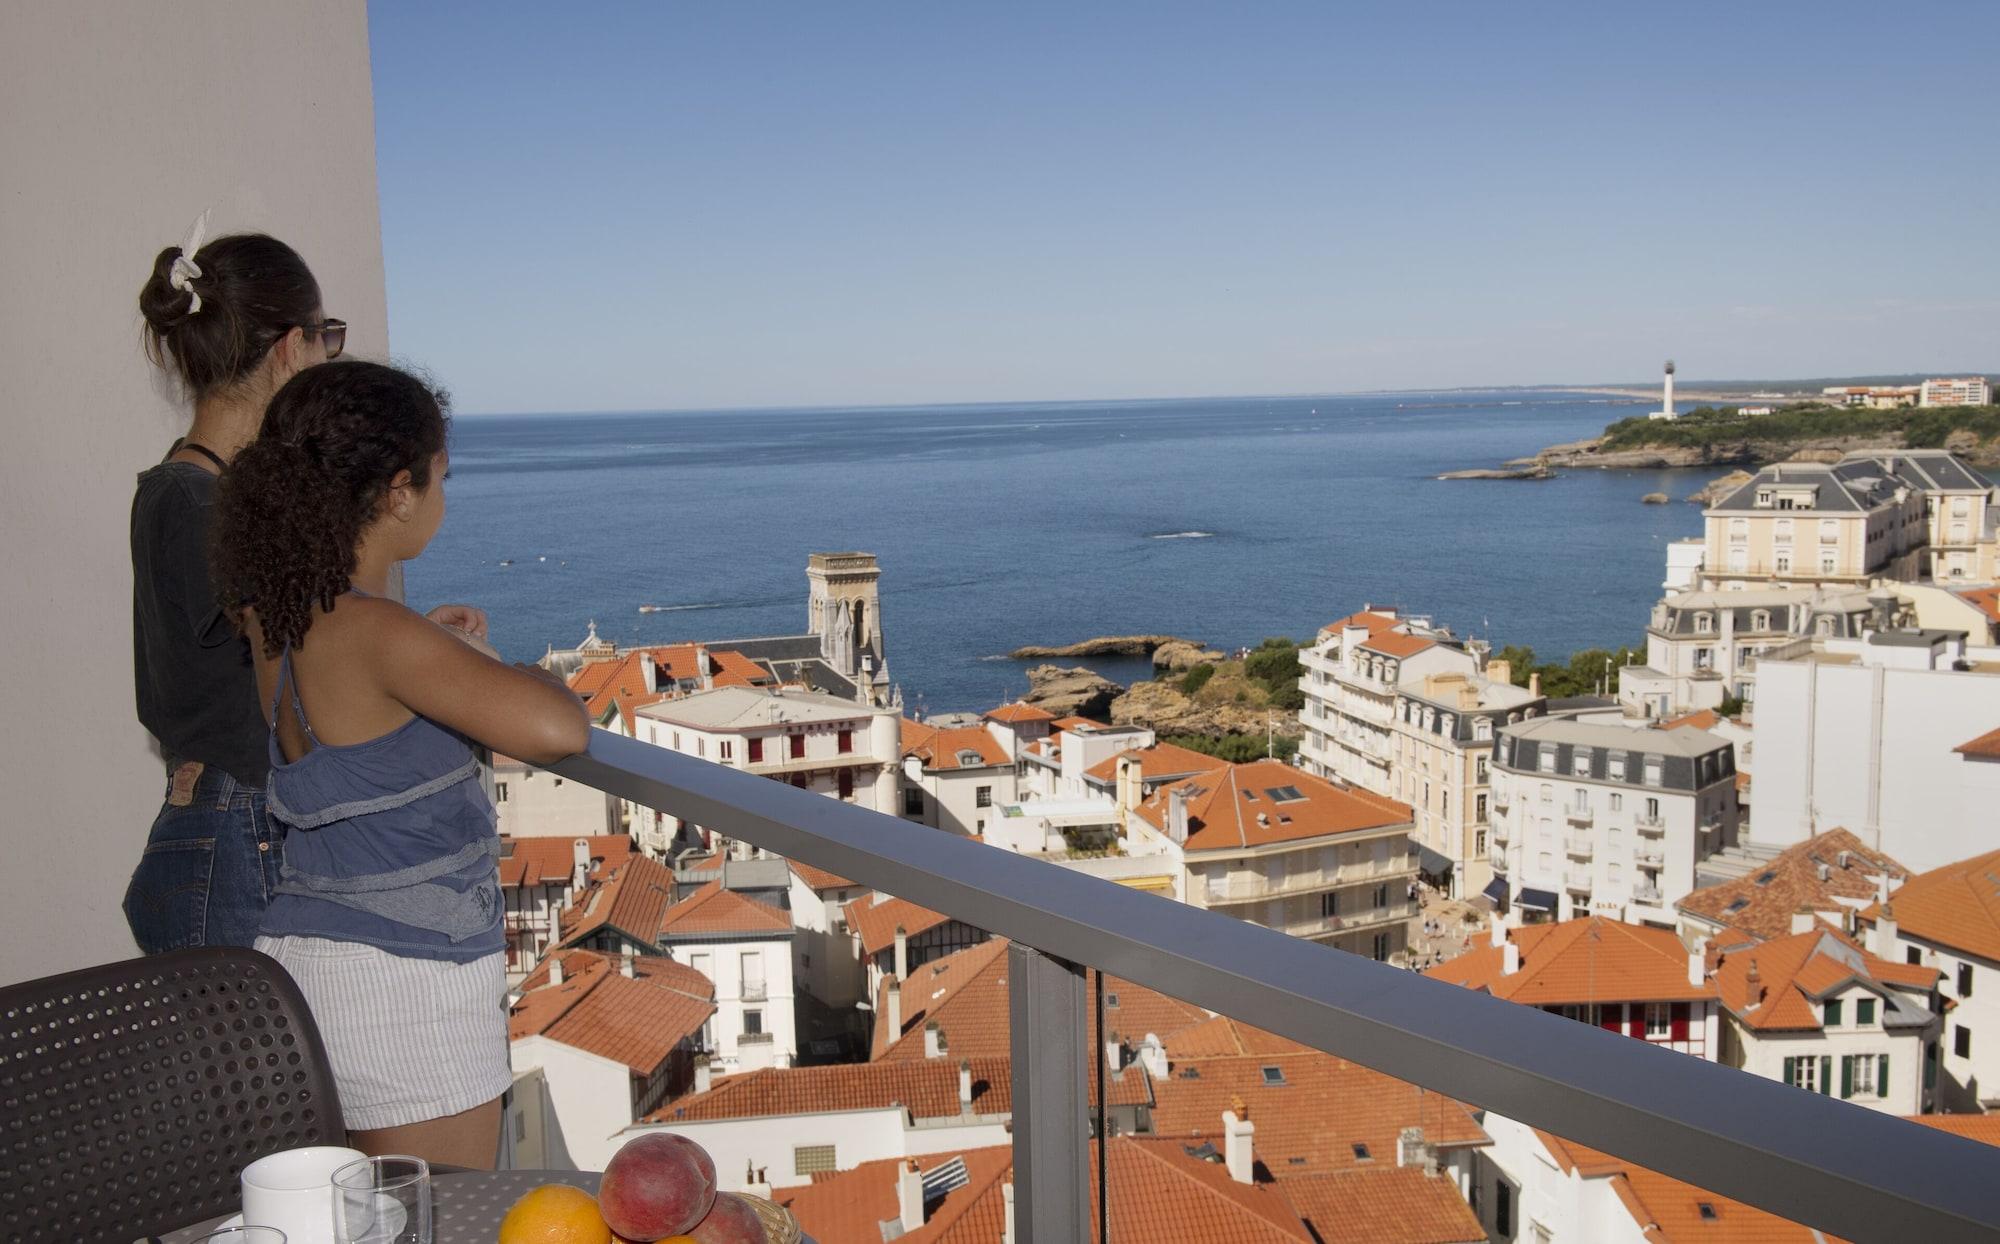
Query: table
xmin=168 ymin=1171 xmax=812 ymax=1243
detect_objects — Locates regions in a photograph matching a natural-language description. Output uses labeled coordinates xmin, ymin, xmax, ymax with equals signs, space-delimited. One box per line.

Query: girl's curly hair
xmin=213 ymin=360 xmax=450 ymax=657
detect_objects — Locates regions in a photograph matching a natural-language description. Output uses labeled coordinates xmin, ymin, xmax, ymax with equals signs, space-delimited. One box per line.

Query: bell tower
xmin=806 ymin=552 xmax=887 ymax=693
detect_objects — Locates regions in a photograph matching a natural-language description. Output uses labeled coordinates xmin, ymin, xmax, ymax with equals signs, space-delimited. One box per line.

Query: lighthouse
xmin=1648 ymin=359 xmax=1678 ymax=421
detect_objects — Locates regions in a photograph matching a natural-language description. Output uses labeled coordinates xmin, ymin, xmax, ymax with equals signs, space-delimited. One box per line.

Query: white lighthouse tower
xmin=1648 ymin=359 xmax=1678 ymax=421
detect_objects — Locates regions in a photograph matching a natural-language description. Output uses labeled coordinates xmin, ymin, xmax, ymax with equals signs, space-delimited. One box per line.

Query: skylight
xmin=1266 ymin=785 xmax=1306 ymax=802
xmin=1725 ymin=898 xmax=1750 ymax=914
xmin=1352 ymin=1143 xmax=1371 ymax=1161
xmin=1698 ymin=1202 xmax=1718 ymax=1220
xmin=1755 ymin=871 xmax=1776 ymax=886
xmin=1261 ymin=1065 xmax=1286 ymax=1086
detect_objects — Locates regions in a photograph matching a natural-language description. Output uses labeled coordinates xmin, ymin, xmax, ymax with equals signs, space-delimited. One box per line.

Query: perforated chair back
xmin=0 ymin=946 xmax=344 ymax=1244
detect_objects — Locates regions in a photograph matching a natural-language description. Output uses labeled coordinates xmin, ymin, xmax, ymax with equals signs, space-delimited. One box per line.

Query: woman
xmin=213 ymin=359 xmax=590 ymax=1166
xmin=127 ymin=217 xmax=483 ymax=952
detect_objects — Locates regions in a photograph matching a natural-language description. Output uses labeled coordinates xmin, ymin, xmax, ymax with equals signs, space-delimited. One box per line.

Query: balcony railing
xmin=556 ymin=729 xmax=2000 ymax=1243
xmin=1636 ymin=813 xmax=1666 ymax=834
xmin=1635 ymin=846 xmax=1665 ymax=867
xmin=1566 ymin=807 xmax=1595 ymax=828
xmin=1565 ymin=836 xmax=1594 ymax=859
xmin=1633 ymin=883 xmax=1665 ymax=905
xmin=741 ymin=981 xmax=768 ymax=1002
xmin=1564 ymin=867 xmax=1593 ymax=894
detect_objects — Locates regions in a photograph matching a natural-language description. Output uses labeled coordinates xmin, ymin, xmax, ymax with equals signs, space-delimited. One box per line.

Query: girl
xmin=213 ymin=359 xmax=590 ymax=1167
xmin=127 ymin=220 xmax=484 ymax=953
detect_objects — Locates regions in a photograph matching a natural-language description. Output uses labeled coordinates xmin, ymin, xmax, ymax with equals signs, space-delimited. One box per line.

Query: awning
xmin=1517 ymin=887 xmax=1559 ymax=911
xmin=1481 ymin=877 xmax=1510 ymax=905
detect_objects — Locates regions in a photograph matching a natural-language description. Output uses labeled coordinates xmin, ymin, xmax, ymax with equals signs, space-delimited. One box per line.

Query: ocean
xmin=407 ymin=391 xmax=1712 ymax=715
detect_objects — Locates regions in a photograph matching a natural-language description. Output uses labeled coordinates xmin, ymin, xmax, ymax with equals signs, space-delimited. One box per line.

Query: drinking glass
xmin=196 ymin=1230 xmax=288 ymax=1244
xmin=331 ymin=1155 xmax=432 ymax=1244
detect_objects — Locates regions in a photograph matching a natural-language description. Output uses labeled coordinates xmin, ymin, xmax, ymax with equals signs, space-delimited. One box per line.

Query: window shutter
xmin=1783 ymin=1056 xmax=1796 ymax=1085
xmin=1879 ymin=1054 xmax=1890 ymax=1098
xmin=1627 ymin=1006 xmax=1645 ymax=1039
xmin=1599 ymin=1004 xmax=1621 ymax=1034
xmin=1821 ymin=1055 xmax=1832 ymax=1096
xmin=1670 ymin=1002 xmax=1690 ymax=1041
xmin=1840 ymin=1056 xmax=1853 ymax=1099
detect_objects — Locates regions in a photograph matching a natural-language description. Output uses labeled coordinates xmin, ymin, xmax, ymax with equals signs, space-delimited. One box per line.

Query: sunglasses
xmin=295 ymin=318 xmax=348 ymax=359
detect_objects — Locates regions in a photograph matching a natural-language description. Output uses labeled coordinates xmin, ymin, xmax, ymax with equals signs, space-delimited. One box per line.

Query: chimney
xmin=1490 ymin=917 xmax=1506 ymax=949
xmin=640 ymin=652 xmax=659 ymax=694
xmin=1747 ymin=958 xmax=1764 ymax=1006
xmin=885 ymin=979 xmax=902 ymax=1041
xmin=897 ymin=1159 xmax=925 ymax=1231
xmin=1528 ymin=671 xmax=1542 ymax=698
xmin=572 ymin=838 xmax=591 ymax=890
xmin=959 ymin=1058 xmax=973 ymax=1114
xmin=1223 ymin=1101 xmax=1255 ymax=1185
xmin=620 ymin=950 xmax=637 ymax=979
xmin=1487 ymin=659 xmax=1513 ymax=688
xmin=1502 ymin=941 xmax=1521 ymax=976
xmin=1138 ymin=1032 xmax=1169 ymax=1081
xmin=1688 ymin=937 xmax=1707 ymax=988
xmin=1002 ymin=1182 xmax=1016 ymax=1244
xmin=693 ymin=1055 xmax=712 ymax=1093
xmin=547 ymin=956 xmax=564 ymax=987
xmin=923 ymin=1020 xmax=945 ymax=1059
xmin=1791 ymin=906 xmax=1818 ymax=935
xmin=742 ymin=1161 xmax=771 ymax=1200
xmin=1397 ymin=1126 xmax=1431 ymax=1171
xmin=1116 ymin=752 xmax=1142 ymax=813
xmin=1167 ymin=786 xmax=1191 ymax=845
xmin=1873 ymin=903 xmax=1899 ymax=960
xmin=695 ymin=645 xmax=714 ymax=691
xmin=894 ymin=925 xmax=909 ymax=981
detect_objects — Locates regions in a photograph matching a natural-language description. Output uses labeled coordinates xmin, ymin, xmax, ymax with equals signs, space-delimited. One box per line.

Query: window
xmin=1908 ymin=947 xmax=1923 ymax=966
xmin=1775 ymin=553 xmax=1792 ymax=574
xmin=1819 ymin=553 xmax=1836 ymax=575
xmin=1960 ymin=963 xmax=1975 ymax=998
xmin=1608 ymin=756 xmax=1626 ymax=781
xmin=1351 ymin=1143 xmax=1371 ymax=1161
xmin=976 ymin=785 xmax=993 ymax=808
xmin=1209 ymin=869 xmax=1231 ymax=901
xmin=1698 ymin=1203 xmax=1718 ymax=1222
xmin=1820 ymin=519 xmax=1839 ymax=543
xmin=838 ymin=769 xmax=855 ymax=800
xmin=789 ymin=733 xmax=806 ymax=760
xmin=1538 ymin=749 xmax=1557 ymax=774
xmin=1496 ymin=1183 xmax=1512 ymax=1235
xmin=1610 ymin=793 xmax=1623 ymax=811
xmin=1372 ymin=883 xmax=1389 ymax=909
xmin=743 ymin=1009 xmax=763 ymax=1036
xmin=1371 ymin=932 xmax=1390 ymax=961
xmin=1823 ymin=999 xmax=1843 ymax=1027
xmin=1261 ymin=1065 xmax=1286 ymax=1086
xmin=1783 ymin=1054 xmax=1830 ymax=1094
xmin=903 ymin=788 xmax=924 ymax=816
xmin=1476 ymin=756 xmax=1489 ymax=782
xmin=1476 ymin=795 xmax=1488 ymax=824
xmin=1572 ymin=751 xmax=1592 ymax=777
xmin=514 ymin=1111 xmax=527 ymax=1142
xmin=748 ymin=737 xmax=764 ymax=764
xmin=1645 ymin=797 xmax=1660 ymax=820
xmin=1751 ymin=610 xmax=1770 ymax=632
xmin=1474 ymin=719 xmax=1492 ymax=742
xmin=794 ymin=1145 xmax=838 ymax=1175
xmin=1957 ymin=1026 xmax=1972 ymax=1059
xmin=495 ymin=782 xmax=509 ymax=804
xmin=1643 ymin=759 xmax=1663 ymax=787
xmin=1695 ymin=612 xmax=1714 ymax=633
xmin=1841 ymin=1053 xmax=1885 ymax=1100
xmin=1856 ymin=998 xmax=1876 ymax=1026
xmin=1475 ymin=829 xmax=1487 ymax=854
xmin=720 ymin=740 xmax=733 ymax=761
xmin=1321 ymin=890 xmax=1339 ymax=917
xmin=1774 ymin=518 xmax=1793 ymax=542
xmin=1728 ymin=519 xmax=1747 ymax=542
xmin=1539 ymin=783 xmax=1553 ymax=804
xmin=837 ymin=728 xmax=854 ymax=754
xmin=1646 ymin=1003 xmax=1669 ymax=1038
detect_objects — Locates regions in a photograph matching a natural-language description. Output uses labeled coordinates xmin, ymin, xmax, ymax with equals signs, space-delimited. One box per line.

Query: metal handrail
xmin=555 ymin=729 xmax=2000 ymax=1243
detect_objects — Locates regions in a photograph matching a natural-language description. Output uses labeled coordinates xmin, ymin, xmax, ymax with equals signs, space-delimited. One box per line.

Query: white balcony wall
xmin=0 ymin=1 xmax=389 ymax=984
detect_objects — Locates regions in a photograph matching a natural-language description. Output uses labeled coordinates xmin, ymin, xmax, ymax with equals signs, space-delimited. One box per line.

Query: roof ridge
xmin=1119 ymin=1139 xmax=1300 ymax=1240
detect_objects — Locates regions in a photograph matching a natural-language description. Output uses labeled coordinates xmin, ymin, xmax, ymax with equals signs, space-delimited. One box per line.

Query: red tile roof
xmin=567 ymin=644 xmax=771 ymax=731
xmin=508 ymin=951 xmax=715 ymax=1075
xmin=1425 ymin=917 xmax=1713 ymax=1006
xmin=1909 ymin=1113 xmax=2000 ymax=1146
xmin=902 ymin=720 xmax=1011 ymax=771
xmin=498 ymin=834 xmax=634 ymax=889
xmin=1134 ymin=759 xmax=1412 ymax=851
xmin=983 ymin=701 xmax=1056 ymax=725
xmin=517 ymin=946 xmax=714 ymax=999
xmin=656 ymin=879 xmax=793 ymax=938
xmin=1713 ymin=928 xmax=1937 ymax=1032
xmin=1957 ymin=585 xmax=2000 ymax=625
xmin=1676 ymin=829 xmax=1908 ymax=942
xmin=1082 ymin=742 xmax=1223 ymax=786
xmin=648 ymin=1052 xmax=1147 ymax=1125
xmin=776 ymin=1139 xmax=1317 ymax=1243
xmin=790 ymin=859 xmax=858 ymax=892
xmin=843 ymin=892 xmax=955 ymax=957
xmin=1536 ymin=1129 xmax=1846 ymax=1243
xmin=1861 ymin=848 xmax=2000 ymax=963
xmin=1321 ymin=610 xmax=1400 ymax=638
xmin=1954 ymin=727 xmax=2000 ymax=760
xmin=1162 ymin=1016 xmax=1314 ymax=1059
xmin=558 ymin=855 xmax=679 ymax=948
xmin=1278 ymin=1168 xmax=1487 ymax=1244
xmin=1657 ymin=708 xmax=1723 ymax=732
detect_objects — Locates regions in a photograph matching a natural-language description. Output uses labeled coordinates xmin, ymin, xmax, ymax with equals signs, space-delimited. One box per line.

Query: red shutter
xmin=1670 ymin=1002 xmax=1690 ymax=1041
xmin=748 ymin=737 xmax=764 ymax=764
xmin=1627 ymin=1006 xmax=1646 ymax=1039
xmin=1600 ymin=1004 xmax=1622 ymax=1033
xmin=838 ymin=728 xmax=854 ymax=754
xmin=790 ymin=733 xmax=806 ymax=759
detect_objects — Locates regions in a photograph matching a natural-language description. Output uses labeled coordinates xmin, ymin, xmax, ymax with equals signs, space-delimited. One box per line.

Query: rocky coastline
xmin=1007 ymin=635 xmax=1196 ymax=659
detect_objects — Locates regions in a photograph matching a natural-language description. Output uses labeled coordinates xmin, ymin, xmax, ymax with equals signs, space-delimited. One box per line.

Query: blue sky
xmin=369 ymin=4 xmax=2000 ymax=414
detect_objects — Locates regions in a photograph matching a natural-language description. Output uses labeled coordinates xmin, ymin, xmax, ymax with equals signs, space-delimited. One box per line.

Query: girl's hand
xmin=426 ymin=603 xmax=488 ymax=639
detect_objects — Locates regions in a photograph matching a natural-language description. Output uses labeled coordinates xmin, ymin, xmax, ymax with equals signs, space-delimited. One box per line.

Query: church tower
xmin=806 ymin=552 xmax=888 ymax=698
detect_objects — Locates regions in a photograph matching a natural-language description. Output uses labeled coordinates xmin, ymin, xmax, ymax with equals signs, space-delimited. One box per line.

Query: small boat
xmin=638 ymin=605 xmax=665 ymax=614
xmin=498 ymin=559 xmax=513 ymax=567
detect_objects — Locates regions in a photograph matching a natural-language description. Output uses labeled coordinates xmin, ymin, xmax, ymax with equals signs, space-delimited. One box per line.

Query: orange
xmin=499 ymin=1183 xmax=613 ymax=1244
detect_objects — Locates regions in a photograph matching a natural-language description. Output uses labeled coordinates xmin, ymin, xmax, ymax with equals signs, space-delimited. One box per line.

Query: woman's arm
xmin=369 ymin=604 xmax=591 ymax=765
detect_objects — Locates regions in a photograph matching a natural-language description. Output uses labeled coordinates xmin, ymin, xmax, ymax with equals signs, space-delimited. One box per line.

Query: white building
xmin=898 ymin=716 xmax=1018 ymax=837
xmin=637 ymin=685 xmax=901 ymax=857
xmin=493 ymin=754 xmax=617 ymax=839
xmin=1921 ymin=377 xmax=1993 ymax=407
xmin=1711 ymin=923 xmax=1940 ymax=1115
xmin=1619 ymin=586 xmax=1878 ymax=718
xmin=507 ymin=949 xmax=716 ymax=1171
xmin=654 ymin=880 xmax=801 ymax=1074
xmin=1860 ymin=850 xmax=2000 ymax=1112
xmin=1489 ymin=717 xmax=1740 ymax=925
xmin=1750 ymin=628 xmax=2000 ymax=871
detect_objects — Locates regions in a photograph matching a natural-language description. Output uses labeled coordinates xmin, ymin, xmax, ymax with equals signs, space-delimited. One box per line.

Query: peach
xmin=686 ymin=1193 xmax=766 ymax=1244
xmin=599 ymin=1133 xmax=718 ymax=1241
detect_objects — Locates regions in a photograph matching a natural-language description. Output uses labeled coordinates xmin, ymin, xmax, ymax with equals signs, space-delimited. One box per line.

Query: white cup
xmin=241 ymin=1146 xmax=368 ymax=1244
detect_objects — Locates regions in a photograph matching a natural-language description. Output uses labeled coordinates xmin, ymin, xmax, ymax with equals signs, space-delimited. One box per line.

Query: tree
xmin=1244 ymin=637 xmax=1303 ymax=708
xmin=1180 ymin=663 xmax=1216 ymax=695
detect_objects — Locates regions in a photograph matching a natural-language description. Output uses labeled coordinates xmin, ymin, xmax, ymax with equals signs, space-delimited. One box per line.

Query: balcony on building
xmin=1636 ymin=812 xmax=1666 ymax=834
xmin=1564 ymin=868 xmax=1593 ymax=895
xmin=1564 ymin=836 xmax=1594 ymax=860
xmin=1565 ymin=806 xmax=1595 ymax=828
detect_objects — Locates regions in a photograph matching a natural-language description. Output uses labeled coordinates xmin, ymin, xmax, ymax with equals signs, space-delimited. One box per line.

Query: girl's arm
xmin=369 ymin=604 xmax=592 ymax=765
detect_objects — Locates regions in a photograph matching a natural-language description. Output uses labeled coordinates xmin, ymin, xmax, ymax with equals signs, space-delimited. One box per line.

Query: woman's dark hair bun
xmin=139 ymin=232 xmax=322 ymax=398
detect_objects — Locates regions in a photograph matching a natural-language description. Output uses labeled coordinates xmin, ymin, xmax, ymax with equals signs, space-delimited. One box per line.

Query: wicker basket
xmin=740 ymin=1193 xmax=802 ymax=1244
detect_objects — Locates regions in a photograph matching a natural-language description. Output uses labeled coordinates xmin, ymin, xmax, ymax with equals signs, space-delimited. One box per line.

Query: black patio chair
xmin=0 ymin=946 xmax=344 ymax=1244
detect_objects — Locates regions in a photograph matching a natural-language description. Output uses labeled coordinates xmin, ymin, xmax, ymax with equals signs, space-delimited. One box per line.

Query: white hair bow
xmin=168 ymin=208 xmax=211 ymax=313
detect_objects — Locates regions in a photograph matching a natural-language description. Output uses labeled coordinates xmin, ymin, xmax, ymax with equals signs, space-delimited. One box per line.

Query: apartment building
xmin=1752 ymin=628 xmax=2000 ymax=870
xmin=1920 ymin=377 xmax=1993 ymax=407
xmin=1129 ymin=759 xmax=1418 ymax=961
xmin=1300 ymin=609 xmax=1485 ymax=791
xmin=1860 ymin=850 xmax=2000 ymax=1113
xmin=897 ymin=717 xmax=1017 ymax=836
xmin=1619 ymin=586 xmax=1878 ymax=717
xmin=635 ymin=686 xmax=901 ymax=856
xmin=1821 ymin=385 xmax=1918 ymax=408
xmin=1711 ymin=925 xmax=1939 ymax=1115
xmin=493 ymin=753 xmax=619 ymax=840
xmin=654 ymin=880 xmax=800 ymax=1074
xmin=1489 ymin=717 xmax=1740 ymax=925
xmin=1387 ymin=665 xmax=1541 ymax=902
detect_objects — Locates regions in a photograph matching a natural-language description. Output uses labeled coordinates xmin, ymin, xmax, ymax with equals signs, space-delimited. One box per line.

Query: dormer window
xmin=1756 ymin=490 xmax=1773 ymax=507
xmin=1751 ymin=610 xmax=1770 ymax=632
xmin=1694 ymin=613 xmax=1713 ymax=634
xmin=1473 ymin=719 xmax=1492 ymax=742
